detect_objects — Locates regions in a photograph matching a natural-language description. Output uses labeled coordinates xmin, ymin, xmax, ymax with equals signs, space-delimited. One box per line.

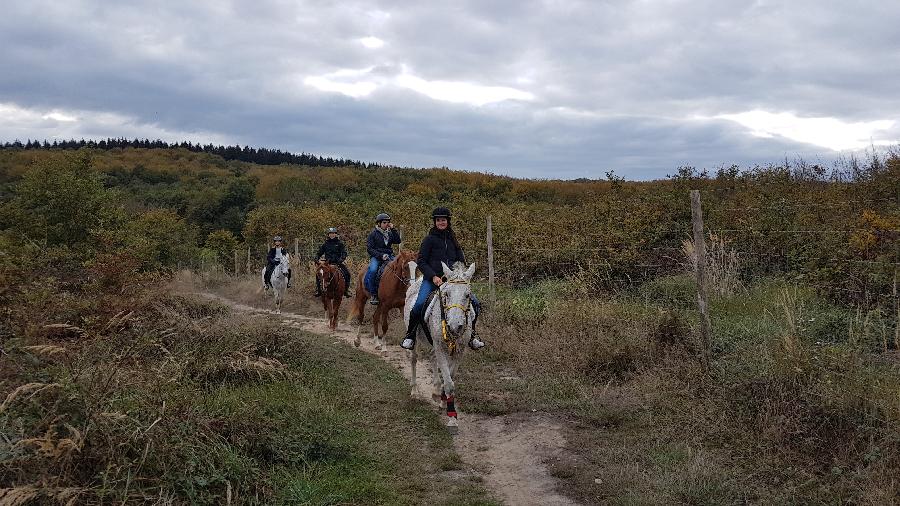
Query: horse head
xmin=318 ymin=261 xmax=338 ymax=291
xmin=440 ymin=261 xmax=476 ymax=337
xmin=392 ymin=249 xmax=418 ymax=284
xmin=275 ymin=253 xmax=291 ymax=277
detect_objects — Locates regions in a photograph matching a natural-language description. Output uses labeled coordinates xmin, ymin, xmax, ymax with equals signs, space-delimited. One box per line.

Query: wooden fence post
xmin=690 ymin=190 xmax=713 ymax=371
xmin=294 ymin=237 xmax=299 ymax=258
xmin=487 ymin=215 xmax=496 ymax=303
xmin=234 ymin=250 xmax=240 ymax=276
xmin=246 ymin=246 xmax=251 ymax=275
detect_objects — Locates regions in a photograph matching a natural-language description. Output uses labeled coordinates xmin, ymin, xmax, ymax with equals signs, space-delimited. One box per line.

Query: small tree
xmin=205 ymin=229 xmax=239 ymax=270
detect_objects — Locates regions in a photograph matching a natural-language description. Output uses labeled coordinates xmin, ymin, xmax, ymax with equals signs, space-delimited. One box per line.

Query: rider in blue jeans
xmin=365 ymin=213 xmax=402 ymax=305
xmin=401 ymin=207 xmax=484 ymax=351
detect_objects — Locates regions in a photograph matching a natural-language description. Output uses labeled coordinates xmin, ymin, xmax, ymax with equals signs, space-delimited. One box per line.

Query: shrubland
xmin=1 ymin=144 xmax=898 ymax=504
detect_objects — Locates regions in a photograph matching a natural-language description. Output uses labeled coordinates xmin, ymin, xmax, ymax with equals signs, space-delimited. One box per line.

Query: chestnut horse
xmin=317 ymin=261 xmax=345 ymax=331
xmin=347 ymin=249 xmax=417 ymax=351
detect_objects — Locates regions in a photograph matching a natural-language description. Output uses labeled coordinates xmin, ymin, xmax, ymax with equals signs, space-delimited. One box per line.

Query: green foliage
xmin=205 ymin=229 xmax=240 ymax=269
xmin=124 ymin=209 xmax=199 ymax=271
xmin=0 ymin=152 xmax=123 ymax=250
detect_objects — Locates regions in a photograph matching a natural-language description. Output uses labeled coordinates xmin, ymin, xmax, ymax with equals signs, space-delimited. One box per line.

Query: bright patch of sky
xmin=359 ymin=36 xmax=385 ymax=49
xmin=303 ymin=66 xmax=535 ymax=106
xmin=715 ymin=110 xmax=896 ymax=151
xmin=0 ymin=102 xmax=230 ymax=145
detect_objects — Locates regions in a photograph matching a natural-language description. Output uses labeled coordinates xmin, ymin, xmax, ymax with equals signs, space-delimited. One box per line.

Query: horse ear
xmin=464 ymin=262 xmax=476 ymax=280
xmin=441 ymin=262 xmax=452 ymax=277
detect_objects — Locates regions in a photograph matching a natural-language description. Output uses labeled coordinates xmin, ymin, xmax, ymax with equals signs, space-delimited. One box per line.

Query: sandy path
xmin=194 ymin=291 xmax=578 ymax=506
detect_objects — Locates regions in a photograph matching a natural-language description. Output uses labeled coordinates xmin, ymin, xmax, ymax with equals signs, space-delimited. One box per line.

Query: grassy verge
xmin=0 ymin=293 xmax=496 ymax=505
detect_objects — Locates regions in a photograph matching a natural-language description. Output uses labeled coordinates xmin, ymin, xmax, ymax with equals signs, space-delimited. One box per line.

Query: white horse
xmin=261 ymin=253 xmax=291 ymax=314
xmin=404 ymin=260 xmax=476 ymax=433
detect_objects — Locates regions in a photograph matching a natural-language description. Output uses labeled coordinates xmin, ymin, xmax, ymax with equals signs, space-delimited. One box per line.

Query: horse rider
xmin=401 ymin=207 xmax=484 ymax=351
xmin=264 ymin=235 xmax=291 ymax=290
xmin=314 ymin=227 xmax=353 ymax=298
xmin=365 ymin=213 xmax=402 ymax=305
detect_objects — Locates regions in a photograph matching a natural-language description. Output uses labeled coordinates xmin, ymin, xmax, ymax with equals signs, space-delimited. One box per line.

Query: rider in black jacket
xmin=314 ymin=227 xmax=352 ymax=297
xmin=401 ymin=207 xmax=484 ymax=351
xmin=264 ymin=236 xmax=291 ymax=289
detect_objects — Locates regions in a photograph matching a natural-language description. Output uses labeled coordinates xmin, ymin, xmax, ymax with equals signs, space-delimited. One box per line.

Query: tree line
xmin=0 ymin=137 xmax=392 ymax=168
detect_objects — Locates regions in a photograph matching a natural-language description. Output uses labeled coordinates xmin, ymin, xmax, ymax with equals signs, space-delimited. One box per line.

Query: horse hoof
xmin=353 ymin=337 xmax=361 ymax=348
xmin=446 ymin=417 xmax=459 ymax=434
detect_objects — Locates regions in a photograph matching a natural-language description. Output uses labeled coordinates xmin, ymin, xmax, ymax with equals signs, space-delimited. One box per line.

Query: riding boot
xmin=468 ymin=308 xmax=485 ymax=350
xmin=313 ymin=277 xmax=322 ymax=297
xmin=401 ymin=309 xmax=421 ymax=350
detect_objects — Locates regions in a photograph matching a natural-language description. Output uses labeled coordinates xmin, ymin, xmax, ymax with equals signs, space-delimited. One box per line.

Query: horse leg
xmin=332 ymin=298 xmax=340 ymax=331
xmin=379 ymin=309 xmax=390 ymax=355
xmin=435 ymin=350 xmax=458 ymax=432
xmin=371 ymin=306 xmax=382 ymax=350
xmin=409 ymin=344 xmax=418 ymax=397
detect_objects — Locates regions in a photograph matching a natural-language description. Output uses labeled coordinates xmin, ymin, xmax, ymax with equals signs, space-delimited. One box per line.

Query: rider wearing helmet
xmin=401 ymin=207 xmax=484 ymax=351
xmin=264 ymin=235 xmax=291 ymax=290
xmin=365 ymin=213 xmax=402 ymax=305
xmin=314 ymin=227 xmax=352 ymax=298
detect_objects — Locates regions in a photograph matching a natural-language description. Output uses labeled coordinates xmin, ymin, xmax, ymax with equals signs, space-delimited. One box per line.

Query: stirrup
xmin=401 ymin=337 xmax=415 ymax=350
xmin=369 ymin=296 xmax=379 ymax=305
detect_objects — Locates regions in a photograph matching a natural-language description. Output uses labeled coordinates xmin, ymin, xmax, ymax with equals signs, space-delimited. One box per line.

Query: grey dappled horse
xmin=261 ymin=253 xmax=291 ymax=314
xmin=404 ymin=260 xmax=476 ymax=433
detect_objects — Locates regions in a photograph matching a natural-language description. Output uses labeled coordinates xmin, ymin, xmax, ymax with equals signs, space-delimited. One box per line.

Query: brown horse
xmin=347 ymin=249 xmax=417 ymax=351
xmin=317 ymin=261 xmax=345 ymax=331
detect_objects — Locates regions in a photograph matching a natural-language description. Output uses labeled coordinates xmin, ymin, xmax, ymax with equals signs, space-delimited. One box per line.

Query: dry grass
xmin=682 ymin=232 xmax=742 ymax=296
xmin=459 ymin=275 xmax=900 ymax=504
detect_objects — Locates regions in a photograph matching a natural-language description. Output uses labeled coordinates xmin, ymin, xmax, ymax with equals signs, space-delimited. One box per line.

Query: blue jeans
xmin=364 ymin=256 xmax=392 ymax=295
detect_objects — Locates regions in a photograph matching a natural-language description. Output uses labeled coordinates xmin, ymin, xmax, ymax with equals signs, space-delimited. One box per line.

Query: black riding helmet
xmin=432 ymin=207 xmax=451 ymax=221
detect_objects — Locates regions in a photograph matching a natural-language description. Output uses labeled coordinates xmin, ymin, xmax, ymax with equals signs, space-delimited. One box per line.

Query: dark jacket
xmin=417 ymin=228 xmax=466 ymax=281
xmin=316 ymin=238 xmax=347 ymax=264
xmin=366 ymin=228 xmax=402 ymax=259
xmin=267 ymin=247 xmax=289 ymax=266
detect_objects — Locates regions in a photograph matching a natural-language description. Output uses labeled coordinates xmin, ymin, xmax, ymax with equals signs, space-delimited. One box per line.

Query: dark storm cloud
xmin=1 ymin=0 xmax=897 ymax=179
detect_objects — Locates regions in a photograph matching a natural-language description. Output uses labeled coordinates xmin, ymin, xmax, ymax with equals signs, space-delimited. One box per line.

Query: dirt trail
xmin=195 ymin=291 xmax=579 ymax=506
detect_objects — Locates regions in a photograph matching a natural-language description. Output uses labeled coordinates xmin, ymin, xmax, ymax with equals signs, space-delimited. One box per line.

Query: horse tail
xmin=347 ymin=293 xmax=361 ymax=323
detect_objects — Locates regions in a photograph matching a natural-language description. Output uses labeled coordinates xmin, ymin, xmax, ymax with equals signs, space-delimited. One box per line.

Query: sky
xmin=1 ymin=0 xmax=898 ymax=180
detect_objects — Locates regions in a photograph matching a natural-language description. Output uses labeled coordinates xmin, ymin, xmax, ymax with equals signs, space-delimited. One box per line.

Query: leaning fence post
xmin=690 ymin=190 xmax=713 ymax=371
xmin=486 ymin=215 xmax=496 ymax=303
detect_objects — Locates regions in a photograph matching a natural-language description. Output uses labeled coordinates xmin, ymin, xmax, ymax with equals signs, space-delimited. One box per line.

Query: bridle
xmin=438 ymin=279 xmax=472 ymax=354
xmin=386 ymin=255 xmax=412 ymax=287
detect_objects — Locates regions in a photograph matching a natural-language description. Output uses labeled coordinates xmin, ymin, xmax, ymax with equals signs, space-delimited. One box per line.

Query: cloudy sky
xmin=1 ymin=0 xmax=898 ymax=179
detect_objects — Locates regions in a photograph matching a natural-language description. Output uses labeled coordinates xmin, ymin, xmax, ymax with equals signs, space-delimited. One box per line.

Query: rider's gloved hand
xmin=382 ymin=254 xmax=389 ymax=261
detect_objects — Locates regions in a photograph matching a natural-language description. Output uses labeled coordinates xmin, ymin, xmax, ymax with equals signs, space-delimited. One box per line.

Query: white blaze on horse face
xmin=443 ymin=282 xmax=471 ymax=335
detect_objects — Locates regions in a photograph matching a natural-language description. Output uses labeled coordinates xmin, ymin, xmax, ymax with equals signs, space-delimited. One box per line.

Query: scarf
xmin=376 ymin=226 xmax=391 ymax=245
